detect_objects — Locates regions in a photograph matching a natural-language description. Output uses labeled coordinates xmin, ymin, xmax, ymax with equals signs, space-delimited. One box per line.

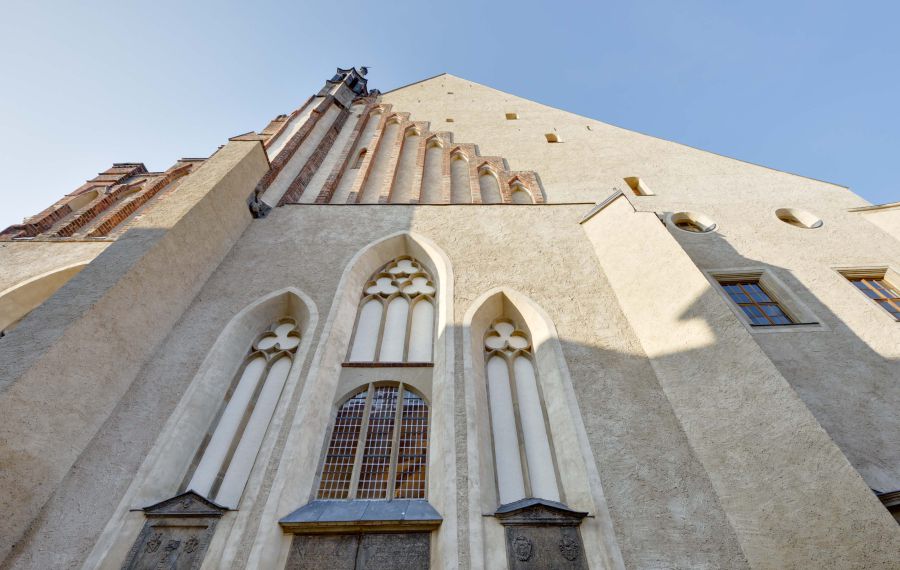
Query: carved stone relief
xmin=503 ymin=526 xmax=586 ymax=570
xmin=496 ymin=498 xmax=588 ymax=570
xmin=121 ymin=491 xmax=226 ymax=570
xmin=286 ymin=534 xmax=359 ymax=570
xmin=286 ymin=532 xmax=431 ymax=570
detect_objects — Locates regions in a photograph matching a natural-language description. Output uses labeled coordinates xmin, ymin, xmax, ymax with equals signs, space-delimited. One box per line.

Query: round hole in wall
xmin=775 ymin=208 xmax=823 ymax=229
xmin=669 ymin=211 xmax=717 ymax=234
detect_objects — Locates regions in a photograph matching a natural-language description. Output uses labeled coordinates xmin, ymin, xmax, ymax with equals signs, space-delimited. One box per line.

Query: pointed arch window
xmin=348 ymin=256 xmax=436 ymax=363
xmin=183 ymin=318 xmax=300 ymax=507
xmin=318 ymin=382 xmax=429 ymax=500
xmin=484 ymin=319 xmax=560 ymax=505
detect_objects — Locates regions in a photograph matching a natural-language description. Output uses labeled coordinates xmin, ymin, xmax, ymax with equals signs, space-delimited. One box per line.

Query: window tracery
xmin=184 ymin=318 xmax=300 ymax=507
xmin=348 ymin=256 xmax=436 ymax=363
xmin=484 ymin=319 xmax=560 ymax=505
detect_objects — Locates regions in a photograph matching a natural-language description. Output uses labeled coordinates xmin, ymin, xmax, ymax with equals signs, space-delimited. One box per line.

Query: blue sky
xmin=1 ymin=1 xmax=898 ymax=228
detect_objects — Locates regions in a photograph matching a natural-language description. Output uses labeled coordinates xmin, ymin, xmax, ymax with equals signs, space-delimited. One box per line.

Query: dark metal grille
xmin=394 ymin=390 xmax=429 ymax=499
xmin=357 ymin=386 xmax=399 ymax=499
xmin=721 ymin=281 xmax=793 ymax=325
xmin=317 ymin=389 xmax=367 ymax=499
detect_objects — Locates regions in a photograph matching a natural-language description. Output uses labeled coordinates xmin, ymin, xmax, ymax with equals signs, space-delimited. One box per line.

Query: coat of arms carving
xmin=559 ymin=535 xmax=580 ymax=561
xmin=513 ymin=535 xmax=533 ymax=561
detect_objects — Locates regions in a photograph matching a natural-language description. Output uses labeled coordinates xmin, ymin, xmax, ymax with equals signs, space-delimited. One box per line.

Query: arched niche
xmin=352 ymin=148 xmax=367 ymax=169
xmin=331 ymin=109 xmax=384 ymax=204
xmin=390 ymin=127 xmax=422 ymax=203
xmin=450 ymin=153 xmax=471 ymax=204
xmin=243 ymin=231 xmax=459 ymax=570
xmin=67 ymin=189 xmax=100 ymax=211
xmin=462 ymin=288 xmax=625 ymax=570
xmin=421 ymin=139 xmax=444 ymax=204
xmin=478 ymin=166 xmax=502 ymax=204
xmin=0 ymin=262 xmax=89 ymax=334
xmin=510 ymin=182 xmax=533 ymax=205
xmin=359 ymin=119 xmax=401 ymax=203
xmin=80 ymin=287 xmax=318 ymax=570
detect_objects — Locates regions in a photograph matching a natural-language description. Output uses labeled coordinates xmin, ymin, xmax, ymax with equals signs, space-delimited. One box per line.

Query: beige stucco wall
xmin=382 ymin=75 xmax=868 ymax=207
xmin=0 ymin=242 xmax=109 ymax=332
xmin=3 ymin=73 xmax=899 ymax=569
xmin=0 ymin=241 xmax=109 ymax=293
xmin=859 ymin=206 xmax=900 ymax=243
xmin=584 ymin=195 xmax=900 ymax=568
xmin=388 ymin=74 xmax=900 ymax=486
xmin=0 ymin=139 xmax=269 ymax=566
xmin=6 ymin=205 xmax=749 ymax=569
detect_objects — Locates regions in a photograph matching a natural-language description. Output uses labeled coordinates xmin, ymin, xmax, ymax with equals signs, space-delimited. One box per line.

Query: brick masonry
xmin=1 ymin=91 xmax=544 ymax=243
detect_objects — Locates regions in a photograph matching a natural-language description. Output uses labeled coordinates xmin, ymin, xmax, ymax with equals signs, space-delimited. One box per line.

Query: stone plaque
xmin=287 ymin=534 xmax=359 ymax=570
xmin=503 ymin=525 xmax=586 ymax=570
xmin=286 ymin=533 xmax=430 ymax=570
xmin=122 ymin=491 xmax=226 ymax=570
xmin=356 ymin=533 xmax=430 ymax=569
xmin=496 ymin=498 xmax=588 ymax=570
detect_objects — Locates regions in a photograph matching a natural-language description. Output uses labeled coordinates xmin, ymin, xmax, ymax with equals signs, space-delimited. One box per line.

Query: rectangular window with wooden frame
xmin=844 ymin=273 xmax=900 ymax=321
xmin=719 ymin=279 xmax=795 ymax=326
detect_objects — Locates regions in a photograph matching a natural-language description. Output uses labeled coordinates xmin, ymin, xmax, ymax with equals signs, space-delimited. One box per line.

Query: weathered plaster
xmin=4 ymin=72 xmax=899 ymax=570
xmin=0 ymin=139 xmax=268 ymax=566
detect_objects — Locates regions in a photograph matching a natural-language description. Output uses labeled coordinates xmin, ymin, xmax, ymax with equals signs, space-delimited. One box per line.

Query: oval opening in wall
xmin=669 ymin=211 xmax=717 ymax=234
xmin=776 ymin=208 xmax=823 ymax=229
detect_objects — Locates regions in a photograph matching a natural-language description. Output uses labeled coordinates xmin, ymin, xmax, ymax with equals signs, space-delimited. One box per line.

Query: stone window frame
xmin=461 ymin=287 xmax=626 ymax=568
xmin=345 ymin=255 xmax=437 ymax=364
xmin=482 ymin=317 xmax=561 ymax=506
xmin=180 ymin=317 xmax=301 ymax=508
xmin=81 ymin=288 xmax=317 ymax=569
xmin=239 ymin=232 xmax=455 ymax=569
xmin=706 ymin=268 xmax=828 ymax=334
xmin=836 ymin=265 xmax=900 ymax=322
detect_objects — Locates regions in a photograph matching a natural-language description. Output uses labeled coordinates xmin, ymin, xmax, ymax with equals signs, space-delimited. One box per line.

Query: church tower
xmin=1 ymin=67 xmax=899 ymax=569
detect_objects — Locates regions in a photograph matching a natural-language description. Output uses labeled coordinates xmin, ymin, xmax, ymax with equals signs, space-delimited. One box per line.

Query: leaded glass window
xmin=318 ymin=383 xmax=429 ymax=500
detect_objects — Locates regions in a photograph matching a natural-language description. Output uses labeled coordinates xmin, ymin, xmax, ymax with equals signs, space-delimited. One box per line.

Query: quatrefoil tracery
xmin=364 ymin=257 xmax=435 ymax=300
xmin=484 ymin=319 xmax=532 ymax=354
xmin=253 ymin=318 xmax=301 ymax=354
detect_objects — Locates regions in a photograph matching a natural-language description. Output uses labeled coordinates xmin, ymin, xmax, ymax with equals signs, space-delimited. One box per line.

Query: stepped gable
xmin=258 ymin=97 xmax=543 ymax=206
xmin=1 ymin=159 xmax=204 ymax=241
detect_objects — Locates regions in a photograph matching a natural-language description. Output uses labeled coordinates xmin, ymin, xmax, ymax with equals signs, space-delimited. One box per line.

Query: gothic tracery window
xmin=484 ymin=319 xmax=560 ymax=505
xmin=318 ymin=383 xmax=429 ymax=500
xmin=184 ymin=318 xmax=300 ymax=507
xmin=348 ymin=256 xmax=436 ymax=363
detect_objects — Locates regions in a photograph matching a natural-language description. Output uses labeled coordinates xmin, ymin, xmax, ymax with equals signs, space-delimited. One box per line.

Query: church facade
xmin=1 ymin=67 xmax=899 ymax=569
